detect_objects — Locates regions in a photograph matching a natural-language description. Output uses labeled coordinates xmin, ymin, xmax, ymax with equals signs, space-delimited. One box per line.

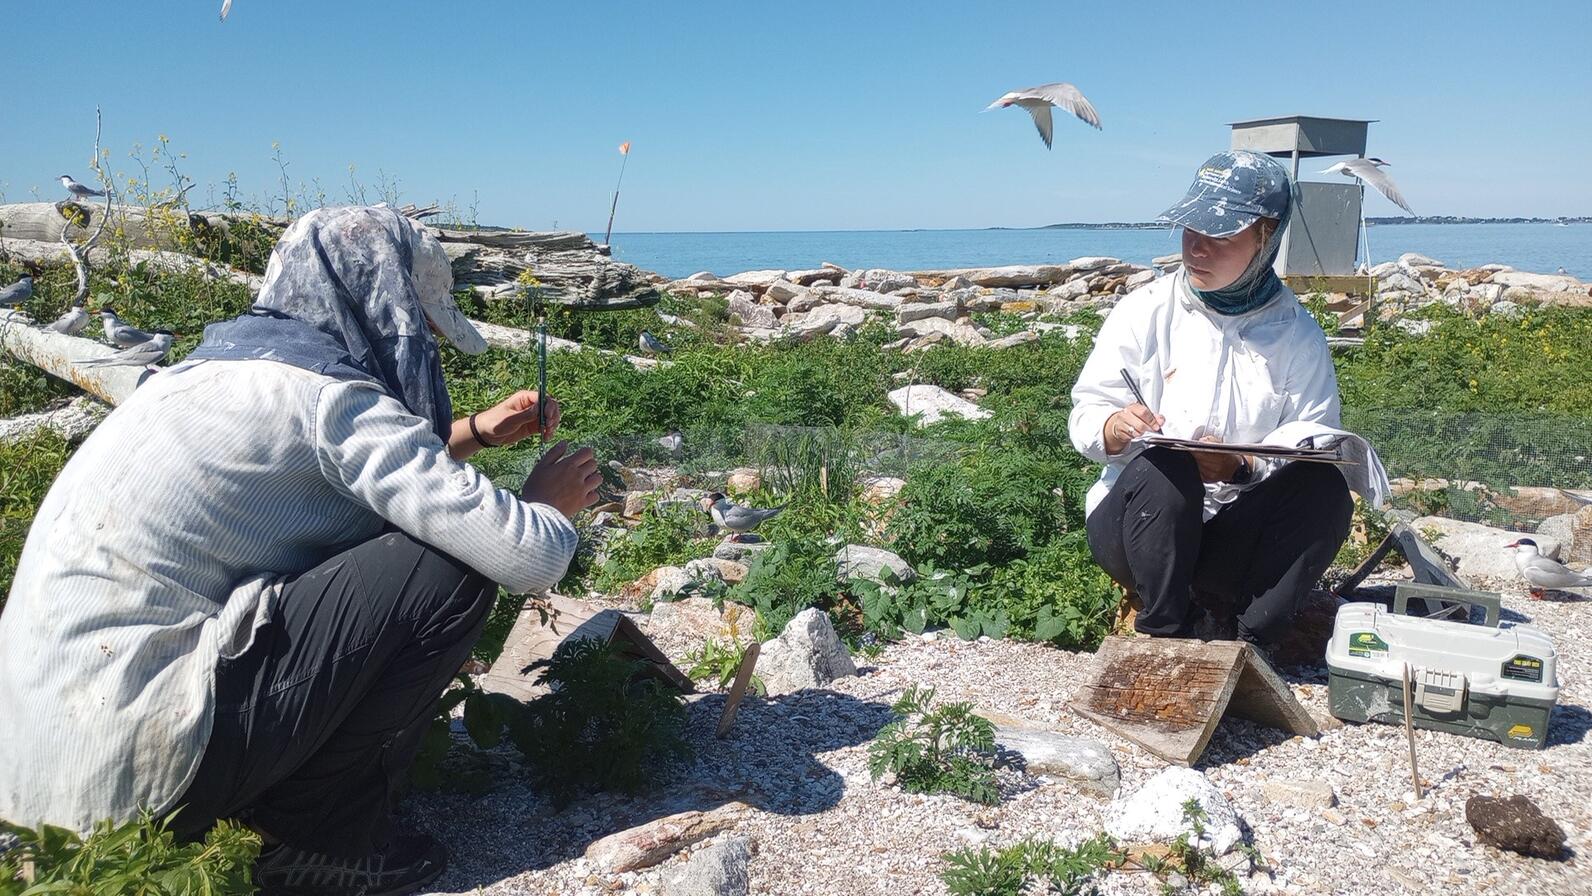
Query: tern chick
xmin=985 ymin=82 xmax=1102 ymax=149
xmin=1507 ymin=538 xmax=1592 ymax=599
xmin=701 ymin=492 xmax=785 ymax=541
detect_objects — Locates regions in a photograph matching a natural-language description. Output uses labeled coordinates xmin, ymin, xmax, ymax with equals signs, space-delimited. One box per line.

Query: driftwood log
xmin=0 ymin=311 xmax=151 ymax=405
xmin=1 ymin=237 xmax=265 ymax=292
xmin=0 ymin=202 xmax=271 ymax=254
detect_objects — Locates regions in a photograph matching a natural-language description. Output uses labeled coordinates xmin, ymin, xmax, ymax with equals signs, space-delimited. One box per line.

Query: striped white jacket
xmin=0 ymin=358 xmax=577 ymax=832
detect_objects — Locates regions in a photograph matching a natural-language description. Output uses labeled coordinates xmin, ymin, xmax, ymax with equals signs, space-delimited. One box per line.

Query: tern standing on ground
xmin=985 ymin=82 xmax=1102 ymax=149
xmin=1507 ymin=538 xmax=1592 ymax=599
xmin=59 ymin=175 xmax=107 ymax=202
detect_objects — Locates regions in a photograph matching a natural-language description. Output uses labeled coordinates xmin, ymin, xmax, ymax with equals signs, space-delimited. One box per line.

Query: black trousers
xmin=172 ymin=532 xmax=496 ymax=857
xmin=1086 ymin=446 xmax=1353 ymax=645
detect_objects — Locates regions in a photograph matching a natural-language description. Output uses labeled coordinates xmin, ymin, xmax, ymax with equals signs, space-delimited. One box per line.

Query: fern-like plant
xmin=867 ymin=684 xmax=999 ymax=804
xmin=941 ymin=834 xmax=1121 ymax=896
xmin=0 ymin=812 xmax=260 ymax=896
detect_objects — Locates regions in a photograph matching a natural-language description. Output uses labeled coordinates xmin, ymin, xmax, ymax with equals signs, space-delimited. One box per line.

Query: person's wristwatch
xmin=1231 ymin=455 xmax=1253 ymax=485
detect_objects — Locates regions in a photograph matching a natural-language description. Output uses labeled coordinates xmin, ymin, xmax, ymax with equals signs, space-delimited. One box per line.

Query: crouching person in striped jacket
xmin=0 ymin=206 xmax=602 ymax=895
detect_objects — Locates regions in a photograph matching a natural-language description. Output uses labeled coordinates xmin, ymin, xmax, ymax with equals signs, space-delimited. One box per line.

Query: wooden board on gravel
xmin=1073 ymin=636 xmax=1319 ymax=765
xmin=480 ymin=594 xmax=693 ymax=702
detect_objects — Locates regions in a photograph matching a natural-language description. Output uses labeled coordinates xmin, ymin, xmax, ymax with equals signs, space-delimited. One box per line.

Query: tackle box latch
xmin=1415 ymin=668 xmax=1468 ymax=714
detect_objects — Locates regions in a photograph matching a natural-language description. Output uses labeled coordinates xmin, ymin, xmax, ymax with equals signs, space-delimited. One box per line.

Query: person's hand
xmin=1103 ymin=403 xmax=1165 ymax=455
xmin=475 ymin=390 xmax=560 ymax=447
xmin=1189 ymin=435 xmax=1245 ymax=483
xmin=521 ymin=441 xmax=603 ymax=518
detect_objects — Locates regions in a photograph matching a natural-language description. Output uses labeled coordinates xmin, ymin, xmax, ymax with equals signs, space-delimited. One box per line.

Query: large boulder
xmin=896 ymin=301 xmax=961 ymax=324
xmin=757 ymin=608 xmax=857 ymax=694
xmin=1411 ymin=516 xmax=1560 ymax=584
xmin=1491 ymin=271 xmax=1583 ymax=294
xmin=887 ymin=384 xmax=992 ymax=426
xmin=806 ymin=285 xmax=905 ymax=311
xmin=722 ymin=270 xmax=788 ymax=290
xmin=897 ymin=316 xmax=987 ymax=346
xmin=840 ymin=268 xmax=916 ymax=293
xmin=835 ymin=545 xmax=915 ymax=585
xmin=727 ymin=290 xmax=778 ymax=329
xmin=784 ymin=303 xmax=868 ymax=339
xmin=1105 ymin=767 xmax=1244 ymax=855
xmin=990 ymin=724 xmax=1119 ymax=794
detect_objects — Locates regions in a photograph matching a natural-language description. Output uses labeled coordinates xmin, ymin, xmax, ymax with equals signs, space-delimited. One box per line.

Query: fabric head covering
xmin=1158 ymin=150 xmax=1295 ymax=315
xmin=188 ymin=206 xmax=476 ymax=441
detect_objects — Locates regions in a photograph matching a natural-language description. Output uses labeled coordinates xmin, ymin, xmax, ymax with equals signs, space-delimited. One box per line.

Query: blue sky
xmin=3 ymin=0 xmax=1587 ymax=231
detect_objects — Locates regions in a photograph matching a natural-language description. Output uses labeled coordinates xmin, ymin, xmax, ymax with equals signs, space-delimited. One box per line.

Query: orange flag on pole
xmin=619 ymin=142 xmax=631 ymax=155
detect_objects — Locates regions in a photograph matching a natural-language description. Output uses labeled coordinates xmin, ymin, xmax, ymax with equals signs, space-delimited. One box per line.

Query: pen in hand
xmin=1118 ymin=367 xmax=1164 ymax=436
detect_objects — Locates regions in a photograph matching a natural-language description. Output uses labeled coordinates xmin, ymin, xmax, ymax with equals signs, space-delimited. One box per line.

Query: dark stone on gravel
xmin=1465 ymin=794 xmax=1567 ymax=859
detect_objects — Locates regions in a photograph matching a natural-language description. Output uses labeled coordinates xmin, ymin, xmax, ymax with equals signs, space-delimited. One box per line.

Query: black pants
xmin=172 ymin=532 xmax=496 ymax=857
xmin=1086 ymin=446 xmax=1353 ymax=645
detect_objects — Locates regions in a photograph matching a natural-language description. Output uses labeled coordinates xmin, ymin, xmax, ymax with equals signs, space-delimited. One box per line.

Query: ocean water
xmin=601 ymin=223 xmax=1591 ymax=282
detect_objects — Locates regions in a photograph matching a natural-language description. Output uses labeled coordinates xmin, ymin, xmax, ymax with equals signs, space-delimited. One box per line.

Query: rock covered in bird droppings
xmin=1105 ymin=767 xmax=1244 ymax=855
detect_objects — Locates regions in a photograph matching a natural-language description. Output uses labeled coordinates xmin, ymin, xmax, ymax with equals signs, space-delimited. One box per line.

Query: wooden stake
xmin=715 ymin=642 xmax=761 ymax=738
xmin=1401 ymin=662 xmax=1424 ymax=799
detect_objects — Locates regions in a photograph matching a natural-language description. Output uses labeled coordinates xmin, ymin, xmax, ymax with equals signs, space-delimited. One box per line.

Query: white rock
xmin=1125 ymin=269 xmax=1157 ymax=290
xmin=933 ymin=265 xmax=1075 ymax=288
xmin=662 ymin=836 xmax=752 ymax=896
xmin=727 ymin=290 xmax=778 ymax=329
xmin=888 ymin=384 xmax=993 ymax=426
xmin=897 ymin=316 xmax=987 ymax=346
xmin=649 ymin=566 xmax=694 ymax=602
xmin=1066 ymin=256 xmax=1119 ymax=272
xmin=988 ymin=331 xmax=1039 ymax=350
xmin=1045 ymin=279 xmax=1091 ymax=301
xmin=835 ymin=545 xmax=915 ymax=585
xmin=1491 ymin=271 xmax=1583 ymax=293
xmin=942 ymin=274 xmax=974 ymax=290
xmin=723 ymin=269 xmax=788 ymax=289
xmin=1152 ymin=252 xmax=1183 ymax=270
xmin=992 ymin=727 xmax=1119 ymax=794
xmin=762 ymin=279 xmax=807 ymax=304
xmin=1261 ymin=779 xmax=1338 ymax=810
xmin=1105 ymin=767 xmax=1244 ymax=855
xmin=1399 ymin=252 xmax=1445 ymax=269
xmin=682 ymin=558 xmax=732 ymax=587
xmin=897 ymin=301 xmax=960 ymax=324
xmin=807 ymin=285 xmax=904 ymax=311
xmin=840 ymin=268 xmax=916 ymax=293
xmin=1410 ymin=515 xmax=1560 ymax=583
xmin=860 ymin=476 xmax=906 ymax=506
xmin=685 ymin=271 xmax=718 ymax=282
xmin=757 ymin=607 xmax=857 ymax=694
xmin=1032 ymin=322 xmax=1085 ymax=340
xmin=1489 ymin=300 xmax=1523 ymax=318
xmin=785 ymin=303 xmax=867 ymax=339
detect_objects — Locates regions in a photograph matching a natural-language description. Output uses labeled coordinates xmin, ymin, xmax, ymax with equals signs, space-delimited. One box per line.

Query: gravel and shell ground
xmin=408 ymin=575 xmax=1590 ymax=896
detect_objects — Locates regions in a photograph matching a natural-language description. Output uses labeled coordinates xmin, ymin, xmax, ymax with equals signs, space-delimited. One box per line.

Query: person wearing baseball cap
xmin=0 ymin=205 xmax=602 ymax=894
xmin=1067 ymin=150 xmax=1353 ymax=653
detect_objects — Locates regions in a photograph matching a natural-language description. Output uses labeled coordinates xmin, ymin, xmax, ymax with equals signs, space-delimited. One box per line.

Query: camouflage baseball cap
xmin=1158 ymin=150 xmax=1292 ymax=238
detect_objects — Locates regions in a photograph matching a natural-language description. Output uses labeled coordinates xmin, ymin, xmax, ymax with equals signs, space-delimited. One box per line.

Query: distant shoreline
xmin=1012 ymin=216 xmax=1591 ymax=231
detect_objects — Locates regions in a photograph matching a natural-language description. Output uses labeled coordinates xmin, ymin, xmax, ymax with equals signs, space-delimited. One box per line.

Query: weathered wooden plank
xmin=479 ymin=595 xmax=692 ymax=703
xmin=1072 ymin=635 xmax=1316 ymax=765
xmin=715 ymin=642 xmax=761 ymax=738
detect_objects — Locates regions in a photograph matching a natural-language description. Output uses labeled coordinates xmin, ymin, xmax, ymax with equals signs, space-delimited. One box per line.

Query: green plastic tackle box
xmin=1327 ymin=585 xmax=1559 ymax=749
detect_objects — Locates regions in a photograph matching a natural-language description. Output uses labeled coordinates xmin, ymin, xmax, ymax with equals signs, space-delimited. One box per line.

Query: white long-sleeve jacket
xmin=0 ymin=358 xmax=577 ymax=833
xmin=1068 ymin=271 xmax=1341 ymax=520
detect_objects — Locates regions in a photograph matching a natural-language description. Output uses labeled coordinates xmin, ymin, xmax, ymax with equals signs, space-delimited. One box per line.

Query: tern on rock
xmin=100 ymin=307 xmax=155 ymax=348
xmin=0 ymin=275 xmax=33 ymax=308
xmin=44 ymin=303 xmax=90 ymax=336
xmin=985 ymin=82 xmax=1101 ymax=149
xmin=77 ymin=331 xmax=174 ymax=368
xmin=701 ymin=492 xmax=785 ymax=542
xmin=1322 ymin=158 xmax=1413 ymax=215
xmin=59 ymin=175 xmax=107 ymax=202
xmin=1506 ymin=538 xmax=1592 ymax=599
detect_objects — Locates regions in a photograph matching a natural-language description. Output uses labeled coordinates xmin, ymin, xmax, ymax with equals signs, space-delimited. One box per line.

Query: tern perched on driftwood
xmin=1322 ymin=158 xmax=1414 ymax=215
xmin=985 ymin=82 xmax=1102 ymax=149
xmin=77 ymin=332 xmax=174 ymax=369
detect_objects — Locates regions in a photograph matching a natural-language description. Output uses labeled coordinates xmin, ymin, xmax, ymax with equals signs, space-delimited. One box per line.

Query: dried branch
xmin=57 ymin=107 xmax=115 ymax=307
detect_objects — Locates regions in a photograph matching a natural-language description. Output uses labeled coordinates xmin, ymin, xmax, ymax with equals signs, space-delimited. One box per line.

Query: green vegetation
xmin=868 ymin=685 xmax=1000 ymax=804
xmin=1136 ymin=800 xmax=1265 ymax=896
xmin=0 ymin=813 xmax=260 ymax=896
xmin=0 ymin=433 xmax=73 ymax=608
xmin=940 ymin=834 xmax=1121 ymax=896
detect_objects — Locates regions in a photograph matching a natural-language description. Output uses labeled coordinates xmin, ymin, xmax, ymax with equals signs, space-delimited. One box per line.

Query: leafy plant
xmin=506 ymin=638 xmax=690 ymax=807
xmin=940 ymin=834 xmax=1122 ymax=896
xmin=982 ymin=535 xmax=1119 ymax=649
xmin=725 ymin=538 xmax=839 ymax=640
xmin=868 ymin=685 xmax=999 ymax=804
xmin=0 ymin=813 xmax=260 ymax=896
xmin=592 ymin=496 xmax=709 ymax=594
xmin=0 ymin=432 xmax=74 ymax=608
xmin=1136 ymin=799 xmax=1263 ymax=896
xmin=684 ymin=638 xmax=764 ymax=695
